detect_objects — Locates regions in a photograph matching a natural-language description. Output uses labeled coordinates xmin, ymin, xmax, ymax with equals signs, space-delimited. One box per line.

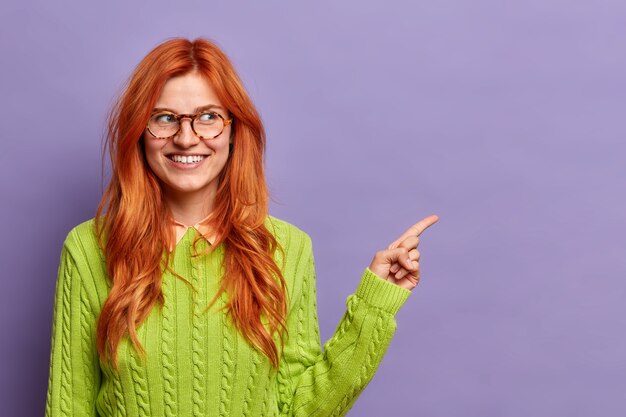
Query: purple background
xmin=1 ymin=1 xmax=625 ymax=416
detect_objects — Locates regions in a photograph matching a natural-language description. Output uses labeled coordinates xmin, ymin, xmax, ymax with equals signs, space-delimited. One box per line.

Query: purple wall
xmin=1 ymin=1 xmax=624 ymax=415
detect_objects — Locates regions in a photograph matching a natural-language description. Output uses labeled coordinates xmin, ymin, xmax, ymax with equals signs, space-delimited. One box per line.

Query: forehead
xmin=154 ymin=72 xmax=223 ymax=111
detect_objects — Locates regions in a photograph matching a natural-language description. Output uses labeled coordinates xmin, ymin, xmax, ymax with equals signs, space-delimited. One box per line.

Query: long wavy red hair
xmin=94 ymin=38 xmax=288 ymax=371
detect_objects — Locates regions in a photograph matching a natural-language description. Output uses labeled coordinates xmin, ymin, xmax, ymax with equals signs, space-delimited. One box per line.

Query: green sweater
xmin=45 ymin=215 xmax=412 ymax=417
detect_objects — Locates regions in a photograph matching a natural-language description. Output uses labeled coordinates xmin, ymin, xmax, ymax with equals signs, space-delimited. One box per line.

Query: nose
xmin=172 ymin=117 xmax=200 ymax=147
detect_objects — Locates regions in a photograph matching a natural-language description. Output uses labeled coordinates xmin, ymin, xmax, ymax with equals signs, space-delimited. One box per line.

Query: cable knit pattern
xmin=261 ymin=368 xmax=271 ymax=416
xmin=112 ymin=369 xmax=127 ymax=415
xmin=59 ymin=250 xmax=72 ymax=416
xmin=160 ymin=276 xmax=177 ymax=417
xmin=276 ymin=355 xmax=292 ymax=415
xmin=45 ymin=215 xmax=412 ymax=417
xmin=45 ymin=362 xmax=53 ymax=417
xmin=219 ymin=295 xmax=235 ymax=417
xmin=101 ymin=387 xmax=114 ymax=416
xmin=242 ymin=350 xmax=262 ymax=416
xmin=329 ymin=311 xmax=386 ymax=417
xmin=79 ymin=291 xmax=95 ymax=409
xmin=190 ymin=251 xmax=206 ymax=417
xmin=129 ymin=342 xmax=151 ymax=417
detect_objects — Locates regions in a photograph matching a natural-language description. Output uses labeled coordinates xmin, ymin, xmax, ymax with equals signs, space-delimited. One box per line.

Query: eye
xmin=197 ymin=112 xmax=218 ymax=122
xmin=153 ymin=113 xmax=176 ymax=124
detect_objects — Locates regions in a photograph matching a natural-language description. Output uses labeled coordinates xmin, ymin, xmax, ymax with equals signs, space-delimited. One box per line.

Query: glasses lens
xmin=193 ymin=112 xmax=224 ymax=138
xmin=148 ymin=113 xmax=179 ymax=138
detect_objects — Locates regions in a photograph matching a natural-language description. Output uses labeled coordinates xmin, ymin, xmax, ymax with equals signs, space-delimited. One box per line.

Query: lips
xmin=166 ymin=153 xmax=210 ymax=158
xmin=167 ymin=154 xmax=208 ymax=164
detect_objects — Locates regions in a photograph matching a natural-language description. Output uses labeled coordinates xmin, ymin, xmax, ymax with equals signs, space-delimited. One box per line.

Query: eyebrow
xmin=152 ymin=104 xmax=227 ymax=114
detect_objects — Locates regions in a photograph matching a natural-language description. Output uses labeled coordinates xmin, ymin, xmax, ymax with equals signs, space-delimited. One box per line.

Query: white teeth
xmin=170 ymin=155 xmax=206 ymax=164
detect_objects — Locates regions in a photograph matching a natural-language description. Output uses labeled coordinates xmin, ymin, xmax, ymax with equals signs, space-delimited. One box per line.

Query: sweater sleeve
xmin=276 ymin=232 xmax=412 ymax=417
xmin=45 ymin=233 xmax=102 ymax=417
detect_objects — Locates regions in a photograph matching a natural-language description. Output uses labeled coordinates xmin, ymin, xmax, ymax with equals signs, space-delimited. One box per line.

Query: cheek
xmin=211 ymin=135 xmax=232 ymax=155
xmin=142 ymin=138 xmax=163 ymax=172
xmin=218 ymin=142 xmax=232 ymax=162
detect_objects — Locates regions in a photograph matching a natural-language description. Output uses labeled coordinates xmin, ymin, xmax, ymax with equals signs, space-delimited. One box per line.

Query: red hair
xmin=94 ymin=38 xmax=288 ymax=371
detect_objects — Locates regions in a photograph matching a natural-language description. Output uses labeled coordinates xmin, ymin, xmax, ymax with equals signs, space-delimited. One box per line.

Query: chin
xmin=166 ymin=181 xmax=216 ymax=195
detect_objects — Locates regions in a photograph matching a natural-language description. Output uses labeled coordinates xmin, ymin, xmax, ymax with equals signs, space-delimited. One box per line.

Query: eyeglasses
xmin=146 ymin=110 xmax=233 ymax=140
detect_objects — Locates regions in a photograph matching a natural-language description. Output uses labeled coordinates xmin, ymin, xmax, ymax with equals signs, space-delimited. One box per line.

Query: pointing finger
xmin=389 ymin=214 xmax=439 ymax=249
xmin=398 ymin=235 xmax=419 ymax=250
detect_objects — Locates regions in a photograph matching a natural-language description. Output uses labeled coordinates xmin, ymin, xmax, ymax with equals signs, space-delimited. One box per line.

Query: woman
xmin=45 ymin=37 xmax=438 ymax=417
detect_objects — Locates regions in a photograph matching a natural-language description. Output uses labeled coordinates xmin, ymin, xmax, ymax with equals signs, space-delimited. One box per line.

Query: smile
xmin=167 ymin=155 xmax=207 ymax=164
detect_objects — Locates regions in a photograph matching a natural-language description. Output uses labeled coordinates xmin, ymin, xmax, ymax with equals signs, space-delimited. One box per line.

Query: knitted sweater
xmin=45 ymin=215 xmax=412 ymax=417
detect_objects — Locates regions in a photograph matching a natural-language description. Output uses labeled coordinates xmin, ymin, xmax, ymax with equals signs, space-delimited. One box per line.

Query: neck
xmin=163 ymin=183 xmax=217 ymax=226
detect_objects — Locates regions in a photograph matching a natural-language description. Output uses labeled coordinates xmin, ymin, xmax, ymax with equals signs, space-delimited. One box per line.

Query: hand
xmin=368 ymin=215 xmax=439 ymax=290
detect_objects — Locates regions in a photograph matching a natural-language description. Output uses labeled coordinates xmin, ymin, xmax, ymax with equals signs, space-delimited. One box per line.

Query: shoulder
xmin=57 ymin=218 xmax=109 ymax=310
xmin=265 ymin=215 xmax=313 ymax=258
xmin=266 ymin=215 xmax=311 ymax=244
xmin=61 ymin=217 xmax=106 ymax=264
xmin=265 ymin=216 xmax=316 ymax=302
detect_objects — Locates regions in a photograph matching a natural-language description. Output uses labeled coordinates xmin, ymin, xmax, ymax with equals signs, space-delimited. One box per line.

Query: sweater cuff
xmin=355 ymin=267 xmax=412 ymax=315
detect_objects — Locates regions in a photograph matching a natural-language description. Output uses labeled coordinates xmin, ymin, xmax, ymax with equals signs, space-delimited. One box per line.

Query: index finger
xmin=388 ymin=214 xmax=439 ymax=249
